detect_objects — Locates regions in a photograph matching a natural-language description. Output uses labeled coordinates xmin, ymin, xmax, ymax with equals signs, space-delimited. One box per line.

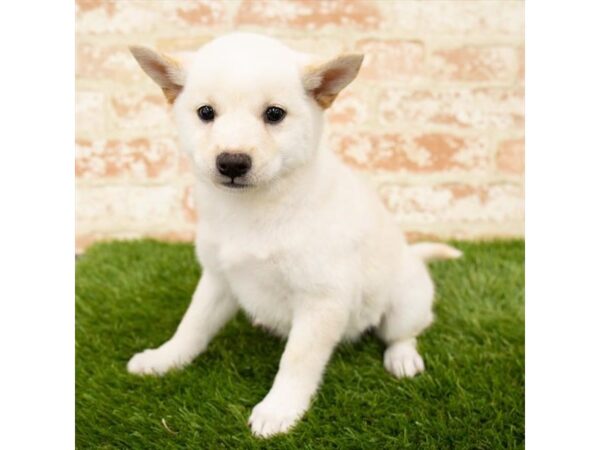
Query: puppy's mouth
xmin=219 ymin=177 xmax=253 ymax=190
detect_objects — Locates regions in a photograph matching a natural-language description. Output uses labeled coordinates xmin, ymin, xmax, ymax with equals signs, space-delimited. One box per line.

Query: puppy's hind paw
xmin=384 ymin=340 xmax=425 ymax=379
xmin=127 ymin=346 xmax=190 ymax=376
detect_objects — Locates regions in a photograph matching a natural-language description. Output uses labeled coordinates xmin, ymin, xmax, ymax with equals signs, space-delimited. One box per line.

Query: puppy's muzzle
xmin=216 ymin=152 xmax=252 ymax=179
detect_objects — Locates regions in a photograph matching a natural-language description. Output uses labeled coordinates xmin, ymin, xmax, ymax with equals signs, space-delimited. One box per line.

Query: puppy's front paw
xmin=127 ymin=346 xmax=190 ymax=376
xmin=384 ymin=341 xmax=425 ymax=379
xmin=249 ymin=395 xmax=307 ymax=438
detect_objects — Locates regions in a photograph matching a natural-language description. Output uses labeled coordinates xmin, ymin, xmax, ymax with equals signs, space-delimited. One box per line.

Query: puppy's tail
xmin=410 ymin=242 xmax=462 ymax=263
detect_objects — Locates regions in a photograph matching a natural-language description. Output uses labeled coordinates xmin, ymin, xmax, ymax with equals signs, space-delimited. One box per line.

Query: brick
xmin=381 ymin=1 xmax=524 ymax=36
xmin=173 ymin=1 xmax=229 ymax=26
xmin=75 ymin=138 xmax=178 ymax=181
xmin=178 ymin=152 xmax=194 ymax=176
xmin=235 ymin=0 xmax=382 ymax=30
xmin=76 ymin=185 xmax=186 ymax=231
xmin=518 ymin=46 xmax=525 ymax=81
xmin=74 ymin=0 xmax=525 ymax=241
xmin=327 ymin=88 xmax=370 ymax=127
xmin=76 ymin=229 xmax=195 ymax=254
xmin=76 ymin=91 xmax=105 ymax=135
xmin=403 ymin=231 xmax=442 ymax=244
xmin=430 ymin=46 xmax=519 ymax=82
xmin=75 ymin=0 xmax=117 ymax=18
xmin=329 ymin=132 xmax=489 ymax=173
xmin=76 ymin=42 xmax=153 ymax=86
xmin=156 ymin=36 xmax=216 ymax=54
xmin=75 ymin=233 xmax=99 ymax=254
xmin=76 ymin=0 xmax=165 ymax=34
xmin=279 ymin=36 xmax=345 ymax=56
xmin=379 ymin=182 xmax=524 ymax=225
xmin=109 ymin=92 xmax=173 ymax=132
xmin=181 ymin=184 xmax=198 ymax=224
xmin=496 ymin=138 xmax=524 ymax=174
xmin=355 ymin=39 xmax=424 ymax=81
xmin=378 ymin=87 xmax=524 ymax=131
xmin=75 ymin=0 xmax=227 ymax=34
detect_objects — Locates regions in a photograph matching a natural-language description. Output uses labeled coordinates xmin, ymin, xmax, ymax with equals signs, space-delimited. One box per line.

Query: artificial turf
xmin=76 ymin=239 xmax=524 ymax=449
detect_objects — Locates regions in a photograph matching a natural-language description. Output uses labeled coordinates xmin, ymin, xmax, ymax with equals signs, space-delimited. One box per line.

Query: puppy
xmin=127 ymin=32 xmax=461 ymax=438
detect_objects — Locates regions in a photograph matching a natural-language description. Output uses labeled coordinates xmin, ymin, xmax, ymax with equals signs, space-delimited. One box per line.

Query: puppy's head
xmin=130 ymin=33 xmax=363 ymax=191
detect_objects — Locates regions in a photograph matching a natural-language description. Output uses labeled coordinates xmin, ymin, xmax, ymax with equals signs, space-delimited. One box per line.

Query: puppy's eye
xmin=264 ymin=106 xmax=286 ymax=124
xmin=197 ymin=105 xmax=215 ymax=122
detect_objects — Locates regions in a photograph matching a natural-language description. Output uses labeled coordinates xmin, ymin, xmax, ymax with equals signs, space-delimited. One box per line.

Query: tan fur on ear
xmin=129 ymin=46 xmax=185 ymax=104
xmin=302 ymin=54 xmax=364 ymax=109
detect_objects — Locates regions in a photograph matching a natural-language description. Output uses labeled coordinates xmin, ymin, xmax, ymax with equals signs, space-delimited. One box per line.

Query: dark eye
xmin=197 ymin=105 xmax=215 ymax=122
xmin=264 ymin=106 xmax=286 ymax=124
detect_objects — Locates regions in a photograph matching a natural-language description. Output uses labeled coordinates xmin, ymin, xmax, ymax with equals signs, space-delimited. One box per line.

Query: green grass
xmin=76 ymin=239 xmax=524 ymax=449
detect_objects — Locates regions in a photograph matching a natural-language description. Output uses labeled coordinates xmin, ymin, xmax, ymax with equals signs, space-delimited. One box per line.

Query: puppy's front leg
xmin=249 ymin=302 xmax=348 ymax=437
xmin=128 ymin=271 xmax=237 ymax=376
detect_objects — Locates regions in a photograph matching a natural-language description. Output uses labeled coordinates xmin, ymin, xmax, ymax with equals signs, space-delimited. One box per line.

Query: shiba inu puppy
xmin=127 ymin=32 xmax=461 ymax=437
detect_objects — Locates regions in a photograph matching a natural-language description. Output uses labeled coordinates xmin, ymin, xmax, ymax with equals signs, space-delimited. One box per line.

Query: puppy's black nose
xmin=216 ymin=152 xmax=252 ymax=178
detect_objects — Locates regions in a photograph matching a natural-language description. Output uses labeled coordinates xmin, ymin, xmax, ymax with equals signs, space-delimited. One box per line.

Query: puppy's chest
xmin=198 ymin=236 xmax=298 ymax=336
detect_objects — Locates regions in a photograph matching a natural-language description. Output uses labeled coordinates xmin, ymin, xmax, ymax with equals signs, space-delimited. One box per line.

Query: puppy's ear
xmin=302 ymin=54 xmax=364 ymax=109
xmin=129 ymin=46 xmax=186 ymax=104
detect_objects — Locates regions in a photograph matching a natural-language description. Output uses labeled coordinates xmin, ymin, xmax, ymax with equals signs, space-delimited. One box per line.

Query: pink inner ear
xmin=308 ymin=67 xmax=347 ymax=109
xmin=158 ymin=66 xmax=183 ymax=104
xmin=147 ymin=59 xmax=169 ymax=78
xmin=304 ymin=55 xmax=363 ymax=109
xmin=147 ymin=54 xmax=183 ymax=88
xmin=131 ymin=47 xmax=185 ymax=104
xmin=315 ymin=67 xmax=346 ymax=96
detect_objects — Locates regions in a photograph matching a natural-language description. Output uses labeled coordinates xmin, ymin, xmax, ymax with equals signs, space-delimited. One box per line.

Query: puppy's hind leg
xmin=376 ymin=260 xmax=435 ymax=379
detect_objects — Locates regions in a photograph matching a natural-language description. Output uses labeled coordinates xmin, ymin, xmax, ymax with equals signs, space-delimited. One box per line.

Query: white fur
xmin=127 ymin=32 xmax=461 ymax=438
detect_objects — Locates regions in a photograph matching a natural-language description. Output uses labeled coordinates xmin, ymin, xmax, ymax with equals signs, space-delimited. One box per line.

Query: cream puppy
xmin=127 ymin=32 xmax=461 ymax=438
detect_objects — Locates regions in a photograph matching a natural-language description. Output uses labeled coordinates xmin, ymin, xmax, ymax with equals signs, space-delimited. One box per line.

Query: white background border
xmin=526 ymin=1 xmax=600 ymax=448
xmin=0 ymin=1 xmax=74 ymax=449
xmin=1 ymin=1 xmax=600 ymax=448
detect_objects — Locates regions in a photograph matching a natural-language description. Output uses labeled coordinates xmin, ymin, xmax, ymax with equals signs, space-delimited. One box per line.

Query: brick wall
xmin=75 ymin=0 xmax=525 ymax=252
